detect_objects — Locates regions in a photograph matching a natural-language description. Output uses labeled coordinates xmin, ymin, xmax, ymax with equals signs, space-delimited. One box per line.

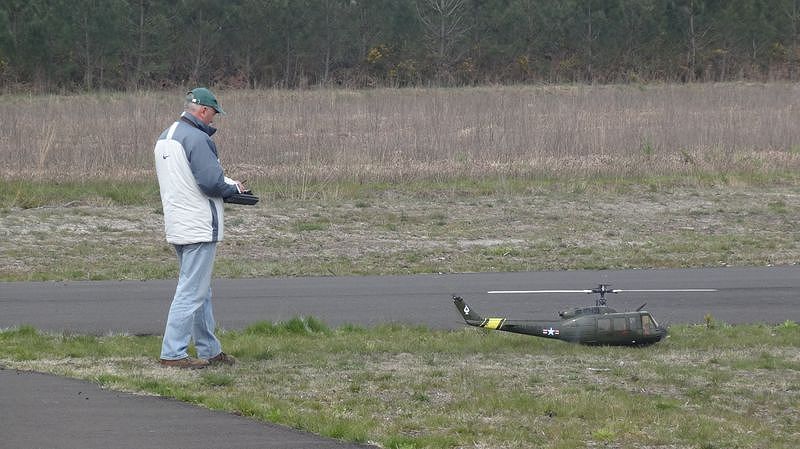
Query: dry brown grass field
xmin=3 ymin=83 xmax=800 ymax=182
xmin=3 ymin=83 xmax=800 ymax=280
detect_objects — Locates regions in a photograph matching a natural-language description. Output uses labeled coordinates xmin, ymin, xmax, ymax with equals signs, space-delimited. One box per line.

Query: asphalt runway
xmin=2 ymin=266 xmax=798 ymax=449
xmin=0 ymin=367 xmax=374 ymax=449
xmin=2 ymin=266 xmax=799 ymax=335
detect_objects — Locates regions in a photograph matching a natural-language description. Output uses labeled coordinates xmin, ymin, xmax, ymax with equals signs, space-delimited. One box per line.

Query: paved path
xmin=2 ymin=267 xmax=799 ymax=335
xmin=0 ymin=367 xmax=372 ymax=449
xmin=2 ymin=267 xmax=799 ymax=448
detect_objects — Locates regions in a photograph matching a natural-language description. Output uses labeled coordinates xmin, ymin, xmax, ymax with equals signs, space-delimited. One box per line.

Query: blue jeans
xmin=160 ymin=242 xmax=222 ymax=360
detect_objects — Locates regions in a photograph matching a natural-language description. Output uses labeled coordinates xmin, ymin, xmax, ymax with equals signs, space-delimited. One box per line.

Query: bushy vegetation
xmin=2 ymin=1 xmax=800 ymax=91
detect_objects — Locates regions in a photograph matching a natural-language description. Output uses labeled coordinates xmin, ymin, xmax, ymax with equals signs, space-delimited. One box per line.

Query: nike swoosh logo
xmin=162 ymin=154 xmax=169 ymax=159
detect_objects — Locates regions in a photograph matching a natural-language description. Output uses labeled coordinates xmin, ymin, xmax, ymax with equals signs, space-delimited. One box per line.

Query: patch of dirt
xmin=2 ymin=184 xmax=800 ymax=280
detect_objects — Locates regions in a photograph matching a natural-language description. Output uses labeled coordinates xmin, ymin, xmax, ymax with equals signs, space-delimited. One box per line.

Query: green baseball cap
xmin=186 ymin=87 xmax=225 ymax=115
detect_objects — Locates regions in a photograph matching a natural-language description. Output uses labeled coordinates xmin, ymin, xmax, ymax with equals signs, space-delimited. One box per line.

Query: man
xmin=153 ymin=87 xmax=243 ymax=369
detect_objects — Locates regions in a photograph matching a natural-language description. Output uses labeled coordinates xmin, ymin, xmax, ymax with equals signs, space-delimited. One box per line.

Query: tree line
xmin=1 ymin=0 xmax=799 ymax=91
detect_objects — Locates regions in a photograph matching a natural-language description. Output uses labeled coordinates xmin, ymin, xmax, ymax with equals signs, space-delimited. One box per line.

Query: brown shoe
xmin=207 ymin=352 xmax=236 ymax=366
xmin=159 ymin=357 xmax=209 ymax=369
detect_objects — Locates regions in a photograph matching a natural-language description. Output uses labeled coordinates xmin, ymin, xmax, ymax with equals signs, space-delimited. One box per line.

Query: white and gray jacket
xmin=154 ymin=112 xmax=238 ymax=245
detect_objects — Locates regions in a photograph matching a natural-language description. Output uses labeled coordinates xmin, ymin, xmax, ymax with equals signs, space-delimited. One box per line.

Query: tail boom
xmin=453 ymin=296 xmax=562 ymax=338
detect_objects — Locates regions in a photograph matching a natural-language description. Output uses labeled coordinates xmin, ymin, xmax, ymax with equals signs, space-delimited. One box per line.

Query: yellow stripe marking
xmin=484 ymin=318 xmax=504 ymax=330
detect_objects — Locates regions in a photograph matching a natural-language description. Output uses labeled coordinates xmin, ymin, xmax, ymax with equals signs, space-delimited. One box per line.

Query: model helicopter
xmin=453 ymin=284 xmax=717 ymax=346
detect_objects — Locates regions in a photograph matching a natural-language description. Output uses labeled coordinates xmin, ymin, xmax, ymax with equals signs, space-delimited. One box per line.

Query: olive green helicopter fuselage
xmin=453 ymin=296 xmax=667 ymax=346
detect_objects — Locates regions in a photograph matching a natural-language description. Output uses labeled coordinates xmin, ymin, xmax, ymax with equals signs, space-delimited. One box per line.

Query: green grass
xmin=3 ymin=173 xmax=800 ymax=209
xmin=1 ymin=320 xmax=799 ymax=449
xmin=0 ymin=179 xmax=160 ymax=209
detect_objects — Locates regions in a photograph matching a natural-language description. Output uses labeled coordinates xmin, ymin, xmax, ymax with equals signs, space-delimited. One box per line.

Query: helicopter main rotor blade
xmin=488 ymin=288 xmax=718 ymax=294
xmin=611 ymin=289 xmax=718 ymax=293
xmin=488 ymin=290 xmax=593 ymax=294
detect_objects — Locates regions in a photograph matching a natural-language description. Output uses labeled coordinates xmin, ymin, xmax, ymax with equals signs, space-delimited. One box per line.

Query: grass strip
xmin=1 ymin=319 xmax=799 ymax=449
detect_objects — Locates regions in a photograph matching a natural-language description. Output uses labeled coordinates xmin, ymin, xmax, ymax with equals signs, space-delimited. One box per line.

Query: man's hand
xmin=234 ymin=180 xmax=249 ymax=194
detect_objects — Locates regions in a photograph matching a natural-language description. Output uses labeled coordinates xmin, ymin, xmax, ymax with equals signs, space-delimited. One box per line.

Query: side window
xmin=629 ymin=316 xmax=642 ymax=330
xmin=613 ymin=318 xmax=627 ymax=331
xmin=597 ymin=318 xmax=611 ymax=331
xmin=642 ymin=315 xmax=653 ymax=335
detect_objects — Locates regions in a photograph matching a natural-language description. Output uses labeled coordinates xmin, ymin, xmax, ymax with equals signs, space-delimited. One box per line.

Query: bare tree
xmin=584 ymin=1 xmax=599 ymax=82
xmin=679 ymin=0 xmax=710 ymax=82
xmin=415 ymin=0 xmax=470 ymax=83
xmin=783 ymin=0 xmax=800 ymax=80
